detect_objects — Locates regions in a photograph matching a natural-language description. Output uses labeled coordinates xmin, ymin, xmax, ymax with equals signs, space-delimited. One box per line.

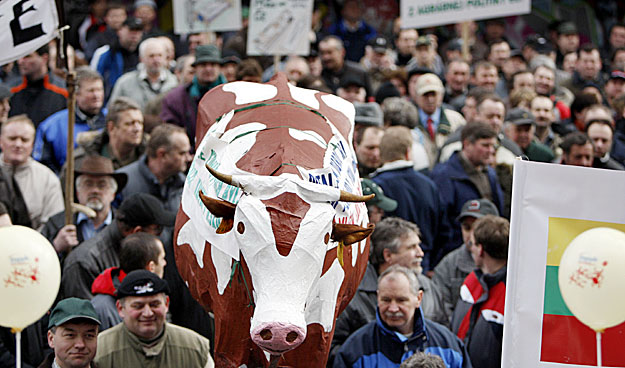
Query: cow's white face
xmin=234 ymin=193 xmax=335 ymax=352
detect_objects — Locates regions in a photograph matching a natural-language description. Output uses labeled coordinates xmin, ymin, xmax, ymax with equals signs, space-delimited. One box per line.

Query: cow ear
xmin=199 ymin=190 xmax=236 ymax=233
xmin=331 ymin=223 xmax=375 ymax=245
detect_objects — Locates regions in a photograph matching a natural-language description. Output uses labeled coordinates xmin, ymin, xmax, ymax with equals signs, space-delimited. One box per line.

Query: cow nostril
xmin=260 ymin=329 xmax=272 ymax=341
xmin=286 ymin=331 xmax=298 ymax=343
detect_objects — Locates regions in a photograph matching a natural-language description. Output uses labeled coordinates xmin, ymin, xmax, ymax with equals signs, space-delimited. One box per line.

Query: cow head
xmin=199 ymin=165 xmax=373 ymax=355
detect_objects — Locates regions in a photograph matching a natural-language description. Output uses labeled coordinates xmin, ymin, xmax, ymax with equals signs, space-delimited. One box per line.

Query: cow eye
xmin=237 ymin=222 xmax=245 ymax=234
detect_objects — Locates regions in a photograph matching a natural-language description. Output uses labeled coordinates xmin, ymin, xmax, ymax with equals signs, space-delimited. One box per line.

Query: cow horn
xmin=339 ymin=190 xmax=375 ymax=202
xmin=206 ymin=163 xmax=238 ymax=187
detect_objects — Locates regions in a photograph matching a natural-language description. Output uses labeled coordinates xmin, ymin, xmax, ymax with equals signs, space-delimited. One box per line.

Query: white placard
xmin=503 ymin=160 xmax=625 ymax=367
xmin=400 ymin=0 xmax=531 ymax=29
xmin=173 ymin=0 xmax=242 ymax=34
xmin=0 ymin=0 xmax=59 ymax=65
xmin=247 ymin=0 xmax=313 ymax=56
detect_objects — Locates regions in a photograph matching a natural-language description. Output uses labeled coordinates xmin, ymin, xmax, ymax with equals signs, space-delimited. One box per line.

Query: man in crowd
xmin=117 ymin=123 xmax=191 ymax=211
xmin=8 ymin=44 xmax=67 ymax=126
xmin=161 ymin=44 xmax=226 ymax=145
xmin=560 ymin=132 xmax=594 ymax=167
xmin=583 ymin=104 xmax=625 ymax=170
xmin=94 ymin=270 xmax=214 ymax=367
xmin=451 ymin=215 xmax=509 ymax=368
xmin=91 ymin=17 xmax=144 ymax=99
xmin=333 ymin=265 xmax=471 ymax=368
xmin=431 ymin=122 xmax=505 ymax=250
xmin=433 ymin=199 xmax=500 ymax=324
xmin=0 ymin=115 xmax=64 ymax=230
xmin=74 ymin=97 xmax=147 ymax=169
xmin=34 ymin=67 xmax=107 ymax=173
xmin=337 ymin=75 xmax=367 ymax=103
xmin=328 ymin=0 xmax=376 ymax=63
xmin=355 ymin=125 xmax=384 ymax=178
xmin=604 ymin=71 xmax=625 ymax=111
xmin=472 ymin=61 xmax=499 ymax=93
xmin=373 ymin=126 xmax=451 ymax=272
xmin=91 ymin=232 xmax=166 ymax=330
xmin=444 ymin=59 xmax=471 ymax=106
xmin=61 ymin=192 xmax=176 ymax=299
xmin=42 ymin=298 xmax=101 ymax=368
xmin=318 ymin=35 xmax=371 ymax=96
xmin=108 ymin=37 xmax=178 ymax=110
xmin=394 ymin=29 xmax=418 ymax=67
xmin=504 ymin=108 xmax=555 ymax=162
xmin=330 ymin=217 xmax=445 ymax=365
xmin=41 ymin=155 xmax=127 ymax=256
xmin=568 ymin=44 xmax=607 ymax=92
xmin=556 ymin=22 xmax=580 ymax=68
xmin=412 ymin=73 xmax=465 ymax=168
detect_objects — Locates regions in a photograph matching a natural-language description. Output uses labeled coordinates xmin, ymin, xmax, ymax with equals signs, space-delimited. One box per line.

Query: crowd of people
xmin=0 ymin=0 xmax=622 ymax=367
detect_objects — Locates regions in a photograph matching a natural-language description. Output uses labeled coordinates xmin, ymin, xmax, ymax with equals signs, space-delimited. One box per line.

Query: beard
xmin=86 ymin=198 xmax=104 ymax=211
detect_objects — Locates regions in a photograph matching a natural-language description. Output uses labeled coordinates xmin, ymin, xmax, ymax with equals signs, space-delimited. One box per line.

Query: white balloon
xmin=0 ymin=226 xmax=60 ymax=329
xmin=558 ymin=227 xmax=625 ymax=332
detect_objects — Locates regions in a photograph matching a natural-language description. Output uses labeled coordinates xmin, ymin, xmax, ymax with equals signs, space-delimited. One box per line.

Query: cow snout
xmin=251 ymin=322 xmax=306 ymax=354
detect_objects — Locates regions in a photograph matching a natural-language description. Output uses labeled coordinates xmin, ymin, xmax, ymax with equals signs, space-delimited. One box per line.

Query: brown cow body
xmin=174 ymin=74 xmax=371 ymax=367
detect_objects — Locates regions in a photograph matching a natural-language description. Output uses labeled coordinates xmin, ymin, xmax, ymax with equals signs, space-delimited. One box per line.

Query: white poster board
xmin=247 ymin=0 xmax=313 ymax=56
xmin=0 ymin=0 xmax=59 ymax=65
xmin=173 ymin=0 xmax=242 ymax=34
xmin=503 ymin=160 xmax=625 ymax=367
xmin=400 ymin=0 xmax=531 ymax=29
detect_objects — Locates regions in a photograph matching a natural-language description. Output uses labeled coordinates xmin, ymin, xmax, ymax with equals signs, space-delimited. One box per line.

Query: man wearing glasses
xmin=41 ymin=155 xmax=128 ymax=256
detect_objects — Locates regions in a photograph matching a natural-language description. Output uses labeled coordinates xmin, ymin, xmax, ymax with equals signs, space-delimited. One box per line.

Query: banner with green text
xmin=400 ymin=0 xmax=530 ymax=29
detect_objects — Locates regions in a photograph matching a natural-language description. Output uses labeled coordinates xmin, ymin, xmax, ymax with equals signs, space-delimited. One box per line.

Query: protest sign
xmin=0 ymin=0 xmax=59 ymax=65
xmin=503 ymin=161 xmax=625 ymax=367
xmin=173 ymin=0 xmax=242 ymax=34
xmin=247 ymin=0 xmax=313 ymax=56
xmin=400 ymin=0 xmax=530 ymax=29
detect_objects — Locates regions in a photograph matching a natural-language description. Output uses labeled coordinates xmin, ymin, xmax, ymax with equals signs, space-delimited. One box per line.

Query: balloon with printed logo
xmin=0 ymin=225 xmax=61 ymax=329
xmin=558 ymin=227 xmax=625 ymax=332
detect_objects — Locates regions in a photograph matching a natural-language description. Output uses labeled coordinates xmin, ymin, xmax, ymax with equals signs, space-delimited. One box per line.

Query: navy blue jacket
xmin=372 ymin=161 xmax=452 ymax=271
xmin=430 ymin=152 xmax=504 ymax=259
xmin=334 ymin=309 xmax=472 ymax=368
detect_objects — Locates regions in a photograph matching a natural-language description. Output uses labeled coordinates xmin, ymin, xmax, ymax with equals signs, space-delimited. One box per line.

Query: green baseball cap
xmin=361 ymin=179 xmax=397 ymax=212
xmin=48 ymin=298 xmax=101 ymax=329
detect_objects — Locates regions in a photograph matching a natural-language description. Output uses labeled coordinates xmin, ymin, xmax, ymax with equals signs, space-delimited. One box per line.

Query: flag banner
xmin=247 ymin=0 xmax=313 ymax=56
xmin=503 ymin=160 xmax=625 ymax=367
xmin=0 ymin=0 xmax=59 ymax=65
xmin=173 ymin=0 xmax=242 ymax=34
xmin=400 ymin=0 xmax=531 ymax=29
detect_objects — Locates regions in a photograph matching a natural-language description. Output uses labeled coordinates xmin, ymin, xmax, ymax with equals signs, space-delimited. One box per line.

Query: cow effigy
xmin=174 ymin=73 xmax=374 ymax=367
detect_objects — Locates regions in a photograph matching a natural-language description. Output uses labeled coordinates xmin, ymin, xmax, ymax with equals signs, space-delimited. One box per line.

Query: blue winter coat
xmin=334 ymin=308 xmax=472 ymax=368
xmin=33 ymin=108 xmax=107 ymax=174
xmin=430 ymin=152 xmax=504 ymax=258
xmin=372 ymin=161 xmax=452 ymax=272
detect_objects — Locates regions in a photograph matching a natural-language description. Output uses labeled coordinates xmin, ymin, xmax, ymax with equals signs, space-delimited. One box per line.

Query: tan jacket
xmin=95 ymin=322 xmax=214 ymax=368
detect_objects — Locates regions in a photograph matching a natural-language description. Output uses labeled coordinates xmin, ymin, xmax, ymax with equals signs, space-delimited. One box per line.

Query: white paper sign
xmin=0 ymin=0 xmax=59 ymax=65
xmin=247 ymin=0 xmax=313 ymax=56
xmin=173 ymin=0 xmax=242 ymax=34
xmin=503 ymin=161 xmax=625 ymax=367
xmin=400 ymin=0 xmax=530 ymax=29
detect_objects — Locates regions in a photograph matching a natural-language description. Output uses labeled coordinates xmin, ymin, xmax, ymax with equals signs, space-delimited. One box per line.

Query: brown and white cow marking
xmin=175 ymin=73 xmax=372 ymax=367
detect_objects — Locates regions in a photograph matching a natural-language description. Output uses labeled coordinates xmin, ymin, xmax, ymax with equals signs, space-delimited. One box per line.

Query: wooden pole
xmin=54 ymin=0 xmax=76 ymax=226
xmin=274 ymin=54 xmax=280 ymax=76
xmin=64 ymin=71 xmax=76 ymax=226
xmin=461 ymin=21 xmax=470 ymax=62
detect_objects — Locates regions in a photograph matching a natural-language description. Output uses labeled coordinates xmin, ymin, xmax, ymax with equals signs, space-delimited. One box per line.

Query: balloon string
xmin=15 ymin=331 xmax=21 ymax=368
xmin=596 ymin=331 xmax=602 ymax=367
